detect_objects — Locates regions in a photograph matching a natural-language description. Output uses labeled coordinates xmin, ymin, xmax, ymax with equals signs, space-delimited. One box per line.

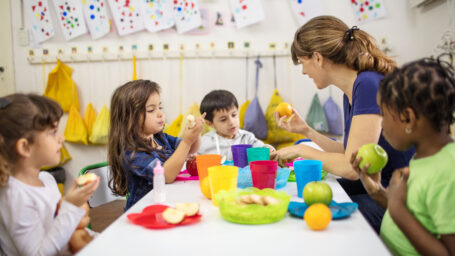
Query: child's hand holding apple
xmin=350 ymin=147 xmax=383 ymax=196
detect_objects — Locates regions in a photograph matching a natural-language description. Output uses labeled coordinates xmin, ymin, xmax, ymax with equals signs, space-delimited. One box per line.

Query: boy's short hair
xmin=200 ymin=90 xmax=239 ymax=122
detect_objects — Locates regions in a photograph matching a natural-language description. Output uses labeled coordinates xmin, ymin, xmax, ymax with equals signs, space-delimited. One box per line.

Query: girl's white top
xmin=0 ymin=171 xmax=85 ymax=256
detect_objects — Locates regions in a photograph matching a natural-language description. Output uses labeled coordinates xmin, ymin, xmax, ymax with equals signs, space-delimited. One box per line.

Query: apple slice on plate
xmin=175 ymin=203 xmax=199 ymax=217
xmin=162 ymin=208 xmax=185 ymax=224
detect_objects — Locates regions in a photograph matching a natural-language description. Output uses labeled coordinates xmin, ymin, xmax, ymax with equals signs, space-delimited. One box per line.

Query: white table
xmin=79 ymin=175 xmax=391 ymax=256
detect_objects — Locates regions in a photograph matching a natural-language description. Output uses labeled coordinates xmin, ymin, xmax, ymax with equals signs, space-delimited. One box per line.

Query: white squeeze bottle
xmin=153 ymin=161 xmax=166 ymax=203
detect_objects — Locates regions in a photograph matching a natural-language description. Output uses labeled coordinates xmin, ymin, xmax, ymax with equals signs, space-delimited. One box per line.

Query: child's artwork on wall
xmin=52 ymin=0 xmax=87 ymax=40
xmin=289 ymin=0 xmax=324 ymax=25
xmin=350 ymin=0 xmax=387 ymax=24
xmin=81 ymin=0 xmax=110 ymax=40
xmin=172 ymin=0 xmax=202 ymax=34
xmin=229 ymin=0 xmax=264 ymax=29
xmin=141 ymin=0 xmax=175 ymax=32
xmin=107 ymin=0 xmax=145 ymax=36
xmin=213 ymin=10 xmax=225 ymax=26
xmin=187 ymin=8 xmax=210 ymax=35
xmin=23 ymin=0 xmax=55 ymax=43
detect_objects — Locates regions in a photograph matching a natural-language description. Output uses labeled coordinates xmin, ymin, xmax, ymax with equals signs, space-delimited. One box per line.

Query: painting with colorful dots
xmin=187 ymin=8 xmax=210 ymax=35
xmin=23 ymin=0 xmax=54 ymax=43
xmin=172 ymin=0 xmax=202 ymax=34
xmin=141 ymin=0 xmax=175 ymax=32
xmin=229 ymin=0 xmax=264 ymax=29
xmin=107 ymin=0 xmax=145 ymax=36
xmin=81 ymin=0 xmax=110 ymax=39
xmin=289 ymin=0 xmax=324 ymax=25
xmin=52 ymin=0 xmax=87 ymax=40
xmin=350 ymin=0 xmax=387 ymax=24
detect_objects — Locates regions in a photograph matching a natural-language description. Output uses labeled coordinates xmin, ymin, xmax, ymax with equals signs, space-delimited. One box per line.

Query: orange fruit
xmin=304 ymin=203 xmax=332 ymax=230
xmin=276 ymin=102 xmax=293 ymax=118
xmin=200 ymin=177 xmax=212 ymax=199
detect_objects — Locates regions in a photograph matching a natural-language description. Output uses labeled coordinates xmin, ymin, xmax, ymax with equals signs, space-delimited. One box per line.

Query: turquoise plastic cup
xmin=293 ymin=160 xmax=322 ymax=198
xmin=246 ymin=147 xmax=270 ymax=163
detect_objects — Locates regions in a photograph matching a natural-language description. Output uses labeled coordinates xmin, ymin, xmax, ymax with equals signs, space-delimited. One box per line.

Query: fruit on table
xmin=304 ymin=203 xmax=332 ymax=230
xmin=275 ymin=102 xmax=293 ymax=118
xmin=201 ymin=177 xmax=212 ymax=199
xmin=175 ymin=203 xmax=200 ymax=217
xmin=186 ymin=157 xmax=198 ymax=176
xmin=187 ymin=115 xmax=196 ymax=128
xmin=357 ymin=143 xmax=388 ymax=174
xmin=162 ymin=208 xmax=185 ymax=224
xmin=303 ymin=181 xmax=332 ymax=206
xmin=76 ymin=173 xmax=97 ymax=186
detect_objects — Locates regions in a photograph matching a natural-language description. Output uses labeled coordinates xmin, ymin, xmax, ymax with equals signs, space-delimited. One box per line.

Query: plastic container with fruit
xmin=215 ymin=188 xmax=291 ymax=225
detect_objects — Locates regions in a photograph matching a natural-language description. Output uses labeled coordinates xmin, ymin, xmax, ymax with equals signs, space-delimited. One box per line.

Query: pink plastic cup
xmin=250 ymin=160 xmax=278 ymax=189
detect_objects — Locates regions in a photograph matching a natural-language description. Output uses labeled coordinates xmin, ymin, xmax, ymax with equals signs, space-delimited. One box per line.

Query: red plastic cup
xmin=250 ymin=160 xmax=278 ymax=189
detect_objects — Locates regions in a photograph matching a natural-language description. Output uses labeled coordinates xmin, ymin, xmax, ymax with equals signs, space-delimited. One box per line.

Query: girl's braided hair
xmin=379 ymin=54 xmax=455 ymax=132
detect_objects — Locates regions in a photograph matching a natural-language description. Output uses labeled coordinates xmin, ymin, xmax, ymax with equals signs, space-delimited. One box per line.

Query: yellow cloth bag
xmin=264 ymin=89 xmax=305 ymax=147
xmin=64 ymin=106 xmax=88 ymax=144
xmin=165 ymin=114 xmax=183 ymax=137
xmin=44 ymin=60 xmax=80 ymax=112
xmin=239 ymin=100 xmax=250 ymax=129
xmin=89 ymin=105 xmax=110 ymax=144
xmin=178 ymin=102 xmax=212 ymax=137
xmin=83 ymin=103 xmax=97 ymax=136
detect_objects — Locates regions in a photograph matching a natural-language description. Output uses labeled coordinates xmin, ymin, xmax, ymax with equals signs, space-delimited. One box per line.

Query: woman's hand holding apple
xmin=274 ymin=109 xmax=310 ymax=136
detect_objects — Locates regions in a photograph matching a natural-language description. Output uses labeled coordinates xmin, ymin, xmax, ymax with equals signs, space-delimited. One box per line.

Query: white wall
xmin=8 ymin=0 xmax=454 ymax=190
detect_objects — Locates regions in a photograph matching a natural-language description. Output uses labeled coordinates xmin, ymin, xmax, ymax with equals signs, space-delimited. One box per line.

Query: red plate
xmin=127 ymin=204 xmax=202 ymax=229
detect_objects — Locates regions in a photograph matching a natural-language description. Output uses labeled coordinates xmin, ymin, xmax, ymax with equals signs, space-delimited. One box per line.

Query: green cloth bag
xmin=306 ymin=94 xmax=329 ymax=133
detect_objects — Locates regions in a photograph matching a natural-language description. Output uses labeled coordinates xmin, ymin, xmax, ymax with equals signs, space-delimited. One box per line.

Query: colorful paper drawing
xmin=350 ymin=0 xmax=387 ymax=24
xmin=23 ymin=0 xmax=55 ymax=43
xmin=141 ymin=0 xmax=175 ymax=32
xmin=172 ymin=0 xmax=202 ymax=34
xmin=187 ymin=8 xmax=210 ymax=35
xmin=213 ymin=10 xmax=225 ymax=26
xmin=229 ymin=0 xmax=265 ymax=29
xmin=107 ymin=0 xmax=145 ymax=36
xmin=81 ymin=0 xmax=110 ymax=40
xmin=289 ymin=0 xmax=324 ymax=25
xmin=52 ymin=0 xmax=88 ymax=40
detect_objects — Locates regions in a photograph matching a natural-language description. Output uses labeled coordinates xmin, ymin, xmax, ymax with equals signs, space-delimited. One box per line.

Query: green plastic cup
xmin=246 ymin=147 xmax=270 ymax=163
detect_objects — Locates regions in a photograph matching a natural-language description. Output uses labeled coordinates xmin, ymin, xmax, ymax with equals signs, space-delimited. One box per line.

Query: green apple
xmin=303 ymin=181 xmax=333 ymax=206
xmin=357 ymin=143 xmax=388 ymax=174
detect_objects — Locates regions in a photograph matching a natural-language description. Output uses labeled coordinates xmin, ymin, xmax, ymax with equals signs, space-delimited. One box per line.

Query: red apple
xmin=186 ymin=157 xmax=198 ymax=176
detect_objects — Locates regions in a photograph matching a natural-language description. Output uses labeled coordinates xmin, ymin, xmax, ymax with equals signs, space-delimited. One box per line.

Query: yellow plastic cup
xmin=196 ymin=154 xmax=222 ymax=197
xmin=208 ymin=166 xmax=238 ymax=206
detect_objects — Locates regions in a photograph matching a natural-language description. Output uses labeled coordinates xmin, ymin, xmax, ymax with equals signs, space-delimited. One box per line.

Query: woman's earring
xmin=405 ymin=127 xmax=412 ymax=134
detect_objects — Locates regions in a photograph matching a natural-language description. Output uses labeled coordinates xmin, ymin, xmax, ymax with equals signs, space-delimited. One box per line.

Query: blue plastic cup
xmin=293 ymin=160 xmax=322 ymax=198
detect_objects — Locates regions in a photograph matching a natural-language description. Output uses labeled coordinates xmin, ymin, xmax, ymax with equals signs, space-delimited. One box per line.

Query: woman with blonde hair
xmin=271 ymin=16 xmax=415 ymax=233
